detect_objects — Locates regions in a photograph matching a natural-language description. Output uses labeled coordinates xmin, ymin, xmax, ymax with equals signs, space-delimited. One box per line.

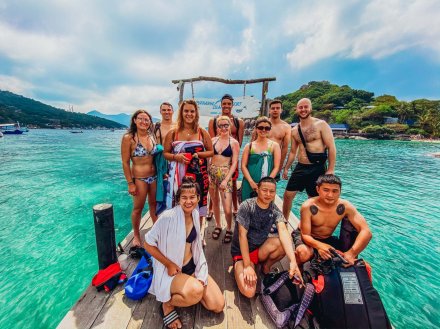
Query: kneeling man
xmin=231 ymin=176 xmax=301 ymax=298
xmin=294 ymin=174 xmax=372 ymax=266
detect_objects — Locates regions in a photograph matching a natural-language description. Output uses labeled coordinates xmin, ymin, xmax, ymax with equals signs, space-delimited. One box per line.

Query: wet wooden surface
xmin=58 ymin=195 xmax=299 ymax=329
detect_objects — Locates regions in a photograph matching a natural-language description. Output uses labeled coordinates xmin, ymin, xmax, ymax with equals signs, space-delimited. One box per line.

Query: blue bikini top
xmin=213 ymin=137 xmax=233 ymax=157
xmin=133 ymin=134 xmax=157 ymax=157
xmin=186 ymin=225 xmax=197 ymax=243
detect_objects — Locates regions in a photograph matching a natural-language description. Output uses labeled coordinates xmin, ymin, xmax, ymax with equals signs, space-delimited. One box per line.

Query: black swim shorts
xmin=285 ymin=163 xmax=326 ymax=196
xmin=292 ymin=228 xmax=342 ymax=250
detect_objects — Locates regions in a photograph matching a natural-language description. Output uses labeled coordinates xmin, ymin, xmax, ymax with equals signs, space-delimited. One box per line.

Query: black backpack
xmin=304 ymin=258 xmax=392 ymax=329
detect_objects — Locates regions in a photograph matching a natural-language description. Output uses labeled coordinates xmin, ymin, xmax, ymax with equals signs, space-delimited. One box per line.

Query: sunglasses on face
xmin=218 ymin=124 xmax=230 ymax=129
xmin=137 ymin=118 xmax=151 ymax=123
xmin=256 ymin=126 xmax=271 ymax=131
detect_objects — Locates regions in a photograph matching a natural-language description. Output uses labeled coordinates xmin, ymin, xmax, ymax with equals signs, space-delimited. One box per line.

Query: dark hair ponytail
xmin=176 ymin=176 xmax=201 ymax=202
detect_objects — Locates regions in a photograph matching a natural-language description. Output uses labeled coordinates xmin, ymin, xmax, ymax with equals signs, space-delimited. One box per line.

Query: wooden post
xmin=178 ymin=81 xmax=185 ymax=105
xmin=260 ymin=81 xmax=269 ymax=116
xmin=93 ymin=203 xmax=117 ymax=269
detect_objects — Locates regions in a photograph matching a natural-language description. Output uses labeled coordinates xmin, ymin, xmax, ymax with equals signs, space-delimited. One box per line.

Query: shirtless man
xmin=282 ymin=98 xmax=336 ymax=221
xmin=293 ymin=174 xmax=372 ymax=266
xmin=267 ymin=100 xmax=291 ymax=180
xmin=154 ymin=102 xmax=176 ymax=144
xmin=208 ymin=94 xmax=244 ymax=217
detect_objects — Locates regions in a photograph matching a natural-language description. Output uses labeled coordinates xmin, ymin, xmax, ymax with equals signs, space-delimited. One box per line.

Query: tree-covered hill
xmin=0 ymin=90 xmax=125 ymax=129
xmin=276 ymin=81 xmax=440 ymax=137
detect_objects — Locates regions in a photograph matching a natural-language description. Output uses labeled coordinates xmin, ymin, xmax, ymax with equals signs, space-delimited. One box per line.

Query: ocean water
xmin=0 ymin=130 xmax=439 ymax=329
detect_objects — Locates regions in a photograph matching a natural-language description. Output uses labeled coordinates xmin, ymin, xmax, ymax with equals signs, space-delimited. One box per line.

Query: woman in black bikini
xmin=145 ymin=177 xmax=224 ymax=329
xmin=209 ymin=116 xmax=240 ymax=243
xmin=121 ymin=109 xmax=158 ymax=248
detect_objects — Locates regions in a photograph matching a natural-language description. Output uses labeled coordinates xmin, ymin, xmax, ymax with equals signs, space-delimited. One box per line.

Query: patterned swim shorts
xmin=208 ymin=164 xmax=233 ymax=193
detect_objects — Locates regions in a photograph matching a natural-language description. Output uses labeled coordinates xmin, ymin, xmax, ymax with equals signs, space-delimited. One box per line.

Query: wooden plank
xmin=194 ymin=212 xmax=226 ymax=329
xmin=57 ymin=214 xmax=152 ymax=329
xmin=171 ymin=76 xmax=276 ymax=85
xmin=222 ymin=220 xmax=255 ymax=328
xmin=59 ymin=193 xmax=294 ymax=329
xmin=90 ymin=217 xmax=155 ymax=329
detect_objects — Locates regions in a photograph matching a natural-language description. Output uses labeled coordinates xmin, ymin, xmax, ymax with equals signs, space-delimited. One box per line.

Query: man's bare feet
xmin=162 ymin=302 xmax=182 ymax=329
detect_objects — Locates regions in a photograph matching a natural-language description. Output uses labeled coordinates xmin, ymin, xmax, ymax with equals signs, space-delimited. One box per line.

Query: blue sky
xmin=1 ymin=0 xmax=439 ymax=118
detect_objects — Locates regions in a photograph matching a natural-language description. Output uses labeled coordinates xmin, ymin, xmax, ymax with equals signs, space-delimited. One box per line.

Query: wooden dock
xmin=58 ymin=195 xmax=299 ymax=329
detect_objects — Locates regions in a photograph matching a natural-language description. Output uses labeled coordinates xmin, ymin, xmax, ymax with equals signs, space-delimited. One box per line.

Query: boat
xmin=0 ymin=132 xmax=3 ymax=138
xmin=70 ymin=130 xmax=83 ymax=134
xmin=0 ymin=122 xmax=27 ymax=134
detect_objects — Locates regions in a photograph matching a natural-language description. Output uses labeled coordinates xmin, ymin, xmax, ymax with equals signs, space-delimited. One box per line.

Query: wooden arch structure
xmin=171 ymin=76 xmax=276 ymax=116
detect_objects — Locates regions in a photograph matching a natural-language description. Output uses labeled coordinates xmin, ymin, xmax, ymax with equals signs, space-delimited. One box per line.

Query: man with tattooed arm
xmin=282 ymin=98 xmax=336 ymax=221
xmin=293 ymin=174 xmax=372 ymax=266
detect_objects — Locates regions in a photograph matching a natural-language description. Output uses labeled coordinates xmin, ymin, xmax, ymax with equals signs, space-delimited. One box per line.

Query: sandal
xmin=212 ymin=227 xmax=222 ymax=240
xmin=159 ymin=303 xmax=181 ymax=329
xmin=206 ymin=212 xmax=213 ymax=221
xmin=222 ymin=230 xmax=233 ymax=244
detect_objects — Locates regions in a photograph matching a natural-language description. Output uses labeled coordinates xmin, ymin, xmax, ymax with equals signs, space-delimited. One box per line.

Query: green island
xmin=277 ymin=81 xmax=440 ymax=139
xmin=2 ymin=81 xmax=440 ymax=138
xmin=0 ymin=90 xmax=125 ymax=129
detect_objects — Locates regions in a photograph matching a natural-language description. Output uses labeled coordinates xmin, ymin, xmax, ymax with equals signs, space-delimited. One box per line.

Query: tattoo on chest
xmin=310 ymin=205 xmax=318 ymax=215
xmin=336 ymin=204 xmax=345 ymax=215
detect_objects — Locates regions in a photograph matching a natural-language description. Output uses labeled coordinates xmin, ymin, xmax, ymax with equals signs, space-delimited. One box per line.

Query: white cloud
xmin=285 ymin=0 xmax=440 ymax=68
xmin=0 ymin=0 xmax=439 ymax=112
xmin=50 ymin=84 xmax=176 ymax=117
xmin=0 ymin=75 xmax=33 ymax=95
xmin=126 ymin=19 xmax=255 ymax=81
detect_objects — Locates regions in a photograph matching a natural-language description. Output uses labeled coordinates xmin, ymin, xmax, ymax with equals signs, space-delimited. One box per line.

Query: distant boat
xmin=70 ymin=130 xmax=83 ymax=134
xmin=0 ymin=131 xmax=3 ymax=138
xmin=0 ymin=122 xmax=27 ymax=134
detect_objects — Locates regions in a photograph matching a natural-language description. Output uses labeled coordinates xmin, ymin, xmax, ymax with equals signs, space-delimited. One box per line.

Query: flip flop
xmin=222 ymin=230 xmax=233 ymax=244
xmin=212 ymin=227 xmax=222 ymax=240
xmin=159 ymin=303 xmax=181 ymax=329
xmin=206 ymin=212 xmax=213 ymax=221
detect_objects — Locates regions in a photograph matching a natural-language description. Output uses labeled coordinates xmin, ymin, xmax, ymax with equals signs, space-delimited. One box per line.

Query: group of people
xmin=120 ymin=95 xmax=373 ymax=329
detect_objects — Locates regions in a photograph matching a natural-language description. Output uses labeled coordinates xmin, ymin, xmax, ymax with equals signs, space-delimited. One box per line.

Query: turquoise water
xmin=0 ymin=130 xmax=439 ymax=329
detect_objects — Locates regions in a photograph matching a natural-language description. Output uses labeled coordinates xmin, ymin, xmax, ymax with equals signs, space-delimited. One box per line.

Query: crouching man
xmin=231 ymin=176 xmax=301 ymax=298
xmin=294 ymin=174 xmax=372 ymax=266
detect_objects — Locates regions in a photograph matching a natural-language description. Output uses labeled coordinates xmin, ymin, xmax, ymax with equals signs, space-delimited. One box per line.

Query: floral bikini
xmin=132 ymin=134 xmax=158 ymax=184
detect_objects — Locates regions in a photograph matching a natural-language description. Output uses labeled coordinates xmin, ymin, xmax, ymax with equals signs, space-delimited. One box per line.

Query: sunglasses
xmin=218 ymin=124 xmax=230 ymax=129
xmin=256 ymin=126 xmax=271 ymax=131
xmin=137 ymin=118 xmax=151 ymax=123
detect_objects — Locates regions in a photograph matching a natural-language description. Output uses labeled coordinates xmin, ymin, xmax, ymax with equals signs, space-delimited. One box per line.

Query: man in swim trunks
xmin=154 ymin=102 xmax=176 ymax=145
xmin=267 ymin=100 xmax=291 ymax=180
xmin=282 ymin=98 xmax=336 ymax=221
xmin=293 ymin=174 xmax=372 ymax=266
xmin=208 ymin=94 xmax=244 ymax=217
xmin=231 ymin=176 xmax=301 ymax=298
